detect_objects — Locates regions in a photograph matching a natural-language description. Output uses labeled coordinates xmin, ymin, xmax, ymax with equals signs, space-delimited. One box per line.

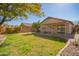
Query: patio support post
xmin=56 ymin=24 xmax=58 ymax=34
xmin=65 ymin=23 xmax=67 ymax=37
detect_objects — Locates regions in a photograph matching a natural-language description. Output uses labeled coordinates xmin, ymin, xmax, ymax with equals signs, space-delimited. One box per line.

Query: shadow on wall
xmin=34 ymin=31 xmax=75 ymax=39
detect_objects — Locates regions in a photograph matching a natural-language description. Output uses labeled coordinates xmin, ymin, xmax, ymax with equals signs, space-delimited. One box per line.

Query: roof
xmin=23 ymin=23 xmax=32 ymax=26
xmin=41 ymin=17 xmax=74 ymax=25
xmin=1 ymin=24 xmax=9 ymax=27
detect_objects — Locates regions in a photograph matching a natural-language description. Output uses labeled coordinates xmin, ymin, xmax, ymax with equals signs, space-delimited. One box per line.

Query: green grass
xmin=0 ymin=33 xmax=66 ymax=56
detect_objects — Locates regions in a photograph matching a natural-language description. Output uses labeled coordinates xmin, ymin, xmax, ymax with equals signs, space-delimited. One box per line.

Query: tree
xmin=20 ymin=23 xmax=24 ymax=26
xmin=32 ymin=21 xmax=41 ymax=32
xmin=0 ymin=3 xmax=43 ymax=26
xmin=14 ymin=26 xmax=21 ymax=33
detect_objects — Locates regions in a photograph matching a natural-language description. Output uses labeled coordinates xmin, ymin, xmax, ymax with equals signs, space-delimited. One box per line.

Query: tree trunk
xmin=0 ymin=16 xmax=6 ymax=26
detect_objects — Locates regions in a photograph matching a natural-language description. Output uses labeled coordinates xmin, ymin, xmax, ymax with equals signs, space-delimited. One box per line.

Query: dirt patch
xmin=0 ymin=35 xmax=5 ymax=40
xmin=60 ymin=42 xmax=79 ymax=56
xmin=0 ymin=35 xmax=6 ymax=45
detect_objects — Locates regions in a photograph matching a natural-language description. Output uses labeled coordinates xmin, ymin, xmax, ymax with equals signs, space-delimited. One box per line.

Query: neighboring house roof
xmin=0 ymin=24 xmax=9 ymax=27
xmin=22 ymin=23 xmax=32 ymax=27
xmin=41 ymin=17 xmax=74 ymax=25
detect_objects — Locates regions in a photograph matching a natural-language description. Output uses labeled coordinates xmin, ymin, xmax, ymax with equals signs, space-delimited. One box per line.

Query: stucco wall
xmin=65 ymin=22 xmax=73 ymax=34
xmin=39 ymin=23 xmax=73 ymax=34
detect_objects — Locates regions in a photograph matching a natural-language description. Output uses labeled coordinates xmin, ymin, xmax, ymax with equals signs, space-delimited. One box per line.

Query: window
xmin=57 ymin=25 xmax=65 ymax=34
xmin=42 ymin=27 xmax=46 ymax=30
xmin=58 ymin=26 xmax=65 ymax=31
xmin=48 ymin=25 xmax=54 ymax=29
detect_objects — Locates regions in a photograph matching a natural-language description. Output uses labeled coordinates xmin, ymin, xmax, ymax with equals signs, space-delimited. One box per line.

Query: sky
xmin=6 ymin=3 xmax=79 ymax=25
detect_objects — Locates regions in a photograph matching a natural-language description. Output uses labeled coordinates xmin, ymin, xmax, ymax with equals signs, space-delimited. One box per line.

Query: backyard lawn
xmin=0 ymin=33 xmax=66 ymax=56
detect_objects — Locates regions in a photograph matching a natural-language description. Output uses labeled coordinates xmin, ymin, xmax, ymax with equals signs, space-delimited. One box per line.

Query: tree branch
xmin=0 ymin=16 xmax=6 ymax=26
xmin=5 ymin=17 xmax=15 ymax=22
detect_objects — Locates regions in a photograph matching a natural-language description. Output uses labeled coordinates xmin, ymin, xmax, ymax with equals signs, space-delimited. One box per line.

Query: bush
xmin=13 ymin=26 xmax=21 ymax=33
xmin=6 ymin=27 xmax=13 ymax=34
xmin=32 ymin=21 xmax=41 ymax=32
xmin=73 ymin=39 xmax=79 ymax=46
xmin=43 ymin=31 xmax=48 ymax=34
xmin=5 ymin=26 xmax=21 ymax=34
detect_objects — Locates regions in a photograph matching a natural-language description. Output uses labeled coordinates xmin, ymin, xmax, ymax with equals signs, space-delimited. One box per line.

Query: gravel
xmin=60 ymin=42 xmax=79 ymax=56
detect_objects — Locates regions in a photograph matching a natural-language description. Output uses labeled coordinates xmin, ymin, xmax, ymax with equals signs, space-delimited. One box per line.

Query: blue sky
xmin=6 ymin=3 xmax=79 ymax=25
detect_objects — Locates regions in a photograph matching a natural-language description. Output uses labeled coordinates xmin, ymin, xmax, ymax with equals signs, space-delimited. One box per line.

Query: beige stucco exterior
xmin=39 ymin=17 xmax=74 ymax=35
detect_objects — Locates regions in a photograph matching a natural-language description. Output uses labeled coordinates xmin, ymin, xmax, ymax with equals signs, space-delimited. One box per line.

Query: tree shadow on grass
xmin=0 ymin=43 xmax=9 ymax=47
xmin=21 ymin=33 xmax=33 ymax=37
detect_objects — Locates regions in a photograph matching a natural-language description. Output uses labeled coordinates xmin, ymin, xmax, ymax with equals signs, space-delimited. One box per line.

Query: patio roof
xmin=41 ymin=17 xmax=74 ymax=25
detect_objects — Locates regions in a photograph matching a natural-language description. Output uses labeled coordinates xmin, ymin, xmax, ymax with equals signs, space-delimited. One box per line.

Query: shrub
xmin=5 ymin=26 xmax=21 ymax=34
xmin=32 ymin=21 xmax=41 ymax=32
xmin=73 ymin=39 xmax=79 ymax=46
xmin=6 ymin=27 xmax=13 ymax=34
xmin=44 ymin=31 xmax=48 ymax=34
xmin=13 ymin=26 xmax=21 ymax=33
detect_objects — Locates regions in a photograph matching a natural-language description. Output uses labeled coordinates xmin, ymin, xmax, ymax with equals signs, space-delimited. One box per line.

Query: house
xmin=20 ymin=23 xmax=33 ymax=32
xmin=39 ymin=17 xmax=74 ymax=39
xmin=0 ymin=24 xmax=9 ymax=34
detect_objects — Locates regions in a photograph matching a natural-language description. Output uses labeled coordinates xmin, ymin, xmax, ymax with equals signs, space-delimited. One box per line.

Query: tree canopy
xmin=32 ymin=21 xmax=41 ymax=32
xmin=0 ymin=3 xmax=43 ymax=25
